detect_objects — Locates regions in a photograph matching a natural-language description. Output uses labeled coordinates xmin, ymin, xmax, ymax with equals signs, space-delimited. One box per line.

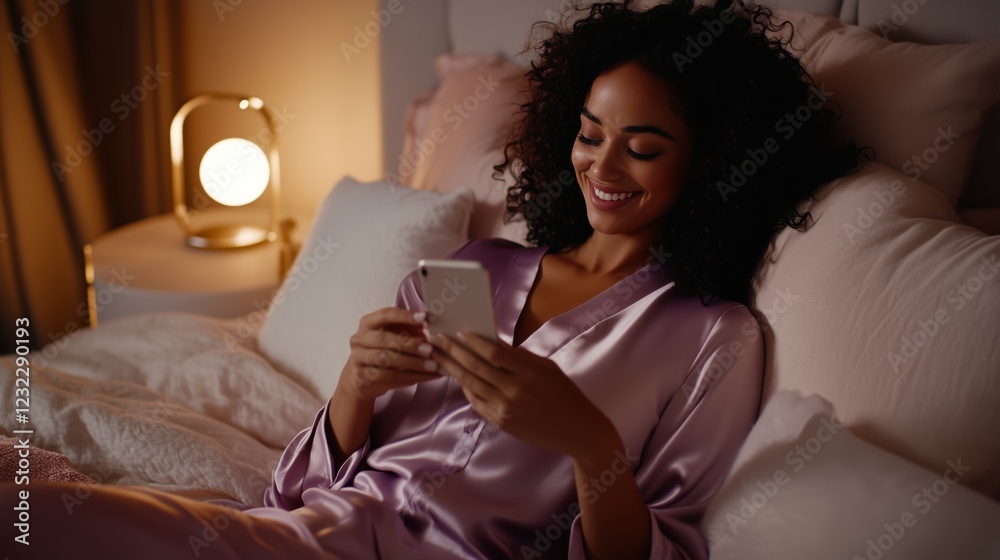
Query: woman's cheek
xmin=570 ymin=145 xmax=592 ymax=173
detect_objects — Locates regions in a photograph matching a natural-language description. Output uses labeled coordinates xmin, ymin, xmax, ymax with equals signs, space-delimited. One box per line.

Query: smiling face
xmin=571 ymin=61 xmax=697 ymax=240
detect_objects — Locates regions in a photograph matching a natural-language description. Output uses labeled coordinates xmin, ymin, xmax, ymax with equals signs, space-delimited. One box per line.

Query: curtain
xmin=0 ymin=0 xmax=178 ymax=354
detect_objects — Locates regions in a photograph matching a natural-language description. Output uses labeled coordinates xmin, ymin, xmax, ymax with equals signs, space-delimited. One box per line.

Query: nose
xmin=588 ymin=141 xmax=624 ymax=181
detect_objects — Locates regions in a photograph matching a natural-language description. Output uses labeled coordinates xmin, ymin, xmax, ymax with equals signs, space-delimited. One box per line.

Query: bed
xmin=3 ymin=0 xmax=1000 ymax=557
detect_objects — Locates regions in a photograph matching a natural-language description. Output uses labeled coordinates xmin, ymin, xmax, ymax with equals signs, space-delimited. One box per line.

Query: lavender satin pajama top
xmin=257 ymin=238 xmax=764 ymax=559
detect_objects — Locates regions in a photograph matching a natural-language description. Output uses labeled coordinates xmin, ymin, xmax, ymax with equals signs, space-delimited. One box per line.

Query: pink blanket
xmin=1 ymin=435 xmax=96 ymax=484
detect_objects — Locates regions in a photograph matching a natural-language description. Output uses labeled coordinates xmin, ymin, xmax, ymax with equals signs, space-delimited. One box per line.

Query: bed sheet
xmin=0 ymin=312 xmax=323 ymax=505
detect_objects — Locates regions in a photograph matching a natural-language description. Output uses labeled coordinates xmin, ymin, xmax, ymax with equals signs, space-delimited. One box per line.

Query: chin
xmin=585 ymin=214 xmax=629 ymax=236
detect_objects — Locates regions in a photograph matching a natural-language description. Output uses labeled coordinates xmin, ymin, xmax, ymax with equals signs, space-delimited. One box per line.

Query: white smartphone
xmin=417 ymin=259 xmax=498 ymax=342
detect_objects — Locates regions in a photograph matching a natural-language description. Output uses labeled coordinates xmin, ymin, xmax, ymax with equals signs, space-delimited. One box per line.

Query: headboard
xmin=379 ymin=0 xmax=1000 ymax=176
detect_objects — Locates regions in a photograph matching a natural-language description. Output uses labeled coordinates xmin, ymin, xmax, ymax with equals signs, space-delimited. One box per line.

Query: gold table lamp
xmin=170 ymin=93 xmax=281 ymax=249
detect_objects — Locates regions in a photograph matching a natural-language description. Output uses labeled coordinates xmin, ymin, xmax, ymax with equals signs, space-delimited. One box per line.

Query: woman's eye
xmin=576 ymin=133 xmax=601 ymax=146
xmin=627 ymin=148 xmax=659 ymax=161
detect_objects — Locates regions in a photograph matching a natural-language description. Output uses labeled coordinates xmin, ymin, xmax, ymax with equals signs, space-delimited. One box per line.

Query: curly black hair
xmin=495 ymin=0 xmax=865 ymax=305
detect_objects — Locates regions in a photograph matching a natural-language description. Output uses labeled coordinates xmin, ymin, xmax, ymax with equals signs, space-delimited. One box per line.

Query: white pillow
xmin=703 ymin=392 xmax=1000 ymax=559
xmin=258 ymin=178 xmax=474 ymax=400
xmin=753 ymin=162 xmax=1000 ymax=496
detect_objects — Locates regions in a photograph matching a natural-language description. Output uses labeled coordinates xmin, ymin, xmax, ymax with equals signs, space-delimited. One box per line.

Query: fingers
xmin=432 ymin=346 xmax=500 ymax=401
xmin=345 ymin=344 xmax=440 ymax=398
xmin=352 ymin=347 xmax=438 ymax=375
xmin=359 ymin=307 xmax=426 ymax=331
xmin=351 ymin=327 xmax=432 ymax=360
xmin=431 ymin=332 xmax=530 ymax=386
xmin=437 ymin=353 xmax=510 ymax=428
xmin=342 ymin=307 xmax=438 ymax=399
xmin=348 ymin=366 xmax=441 ymax=393
xmin=430 ymin=335 xmax=502 ymax=382
xmin=457 ymin=384 xmax=509 ymax=427
xmin=430 ymin=332 xmax=543 ymax=429
xmin=455 ymin=331 xmax=534 ymax=375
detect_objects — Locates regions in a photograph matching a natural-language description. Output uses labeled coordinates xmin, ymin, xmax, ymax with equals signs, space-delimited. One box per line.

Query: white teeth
xmin=594 ymin=185 xmax=638 ymax=202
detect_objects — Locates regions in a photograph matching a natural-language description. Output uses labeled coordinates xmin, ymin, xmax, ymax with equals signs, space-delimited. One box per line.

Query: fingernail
xmin=429 ymin=333 xmax=444 ymax=346
xmin=424 ymin=360 xmax=438 ymax=372
xmin=412 ymin=311 xmax=426 ymax=323
xmin=456 ymin=331 xmax=470 ymax=342
xmin=417 ymin=343 xmax=433 ymax=357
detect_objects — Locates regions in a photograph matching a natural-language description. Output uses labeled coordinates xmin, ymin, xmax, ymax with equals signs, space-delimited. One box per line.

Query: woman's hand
xmin=429 ymin=331 xmax=615 ymax=460
xmin=329 ymin=307 xmax=440 ymax=462
xmin=337 ymin=307 xmax=441 ymax=401
xmin=432 ymin=331 xmax=652 ymax=560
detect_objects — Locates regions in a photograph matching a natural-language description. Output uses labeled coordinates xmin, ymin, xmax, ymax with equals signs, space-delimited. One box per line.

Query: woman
xmin=9 ymin=1 xmax=860 ymax=558
xmin=262 ymin=2 xmax=859 ymax=559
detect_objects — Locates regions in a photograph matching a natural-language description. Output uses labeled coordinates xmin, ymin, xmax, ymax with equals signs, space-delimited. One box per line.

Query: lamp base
xmin=186 ymin=224 xmax=276 ymax=249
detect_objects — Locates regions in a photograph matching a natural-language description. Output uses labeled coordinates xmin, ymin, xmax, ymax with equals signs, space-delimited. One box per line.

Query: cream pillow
xmin=753 ymin=162 xmax=1000 ymax=496
xmin=258 ymin=177 xmax=474 ymax=400
xmin=773 ymin=10 xmax=1000 ymax=205
xmin=704 ymin=392 xmax=1000 ymax=558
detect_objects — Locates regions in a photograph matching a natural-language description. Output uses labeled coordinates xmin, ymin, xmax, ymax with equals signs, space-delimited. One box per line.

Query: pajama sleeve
xmin=264 ymin=403 xmax=372 ymax=510
xmin=265 ymin=268 xmax=429 ymax=510
xmin=566 ymin=305 xmax=764 ymax=560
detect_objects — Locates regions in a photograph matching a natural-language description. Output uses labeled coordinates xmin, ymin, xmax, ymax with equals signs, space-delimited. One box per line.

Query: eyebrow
xmin=581 ymin=107 xmax=674 ymax=140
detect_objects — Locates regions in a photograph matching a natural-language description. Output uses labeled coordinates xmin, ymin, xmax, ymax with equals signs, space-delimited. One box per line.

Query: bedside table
xmin=85 ymin=214 xmax=287 ymax=325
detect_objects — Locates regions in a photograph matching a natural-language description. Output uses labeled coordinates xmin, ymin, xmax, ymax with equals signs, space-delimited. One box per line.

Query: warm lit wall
xmin=177 ymin=0 xmax=383 ymax=221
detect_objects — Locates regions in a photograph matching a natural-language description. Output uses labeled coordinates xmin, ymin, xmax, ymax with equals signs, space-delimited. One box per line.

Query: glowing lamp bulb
xmin=198 ymin=138 xmax=270 ymax=207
